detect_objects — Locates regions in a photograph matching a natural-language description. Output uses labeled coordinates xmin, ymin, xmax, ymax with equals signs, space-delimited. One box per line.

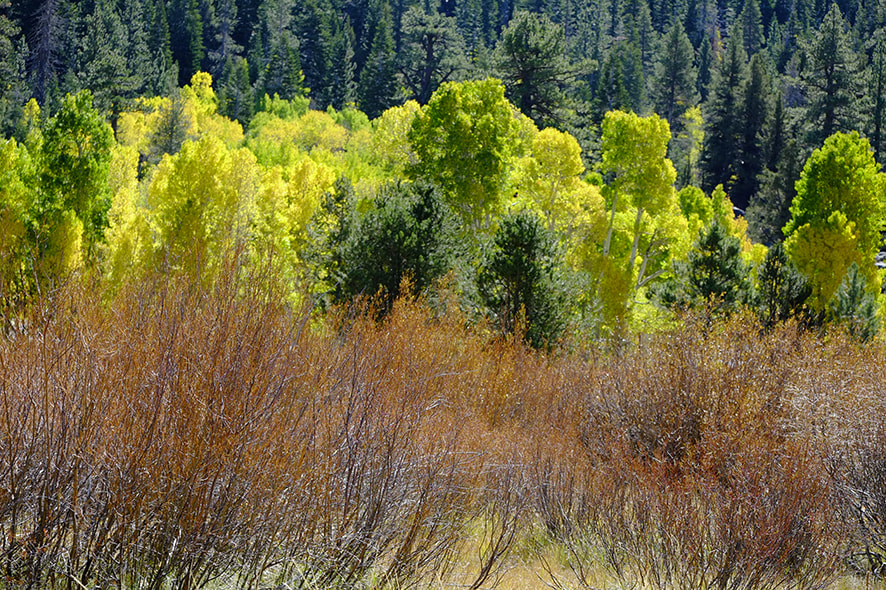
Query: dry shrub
xmin=788 ymin=332 xmax=886 ymax=578
xmin=3 ymin=267 xmax=886 ymax=590
xmin=0 ymin=270 xmax=519 ymax=590
xmin=533 ymin=313 xmax=847 ymax=590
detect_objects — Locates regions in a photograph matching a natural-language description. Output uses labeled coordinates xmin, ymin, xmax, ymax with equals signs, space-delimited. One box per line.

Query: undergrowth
xmin=0 ymin=266 xmax=883 ymax=589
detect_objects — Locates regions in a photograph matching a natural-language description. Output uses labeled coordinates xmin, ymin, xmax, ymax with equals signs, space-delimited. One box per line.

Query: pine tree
xmin=649 ymin=18 xmax=697 ymax=125
xmin=397 ymin=6 xmax=467 ymax=104
xmin=866 ymin=32 xmax=886 ymax=163
xmin=700 ymin=27 xmax=747 ymax=193
xmin=746 ymin=132 xmax=801 ymax=245
xmin=755 ymin=241 xmax=810 ymax=328
xmin=70 ymin=0 xmax=137 ymax=118
xmin=696 ymin=29 xmax=713 ymax=99
xmin=146 ymin=0 xmax=177 ymax=94
xmin=218 ymin=55 xmax=254 ymax=124
xmin=738 ymin=0 xmax=764 ymax=55
xmin=358 ymin=1 xmax=399 ymax=118
xmin=296 ymin=0 xmax=332 ymax=102
xmin=651 ymin=220 xmax=754 ymax=314
xmin=0 ymin=0 xmax=27 ymax=133
xmin=148 ymin=89 xmax=193 ymax=163
xmin=594 ymin=44 xmax=631 ymax=116
xmin=478 ymin=209 xmax=566 ymax=349
xmin=208 ymin=0 xmax=241 ymax=78
xmin=170 ymin=0 xmax=206 ymax=84
xmin=324 ymin=17 xmax=357 ymax=109
xmin=456 ymin=0 xmax=484 ymax=52
xmin=257 ymin=31 xmax=306 ymax=100
xmin=800 ymin=4 xmax=859 ymax=148
xmin=494 ymin=11 xmax=576 ymax=127
xmin=29 ymin=0 xmax=66 ymax=105
xmin=829 ymin=262 xmax=879 ymax=342
xmin=731 ymin=52 xmax=771 ymax=211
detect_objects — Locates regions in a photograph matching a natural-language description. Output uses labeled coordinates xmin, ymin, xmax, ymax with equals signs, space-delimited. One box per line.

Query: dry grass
xmin=1 ymin=266 xmax=885 ymax=589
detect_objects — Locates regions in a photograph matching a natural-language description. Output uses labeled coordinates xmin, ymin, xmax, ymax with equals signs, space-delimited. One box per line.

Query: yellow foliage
xmin=44 ymin=210 xmax=84 ymax=276
xmin=148 ymin=136 xmax=260 ymax=278
xmin=103 ymin=146 xmax=153 ymax=285
xmin=785 ymin=210 xmax=865 ymax=309
xmin=372 ymin=101 xmax=420 ymax=172
xmin=511 ymin=127 xmax=607 ymax=268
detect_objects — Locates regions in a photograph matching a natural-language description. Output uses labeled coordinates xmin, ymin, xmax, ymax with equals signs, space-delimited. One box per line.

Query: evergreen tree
xmin=337 ymin=181 xmax=457 ymax=315
xmin=747 ymin=133 xmax=802 ymax=244
xmin=146 ymin=0 xmax=177 ymax=95
xmin=257 ymin=31 xmax=306 ymax=100
xmin=296 ymin=0 xmax=332 ymax=103
xmin=800 ymin=4 xmax=859 ymax=149
xmin=738 ymin=0 xmax=764 ymax=55
xmin=456 ymin=0 xmax=484 ymax=52
xmin=170 ymin=0 xmax=206 ymax=84
xmin=148 ymin=90 xmax=193 ymax=163
xmin=324 ymin=17 xmax=357 ymax=109
xmin=649 ymin=19 xmax=697 ymax=125
xmin=594 ymin=44 xmax=632 ymax=116
xmin=305 ymin=175 xmax=356 ymax=307
xmin=478 ymin=209 xmax=566 ymax=349
xmin=829 ymin=262 xmax=880 ymax=342
xmin=731 ymin=52 xmax=771 ymax=211
xmin=651 ymin=220 xmax=754 ymax=314
xmin=29 ymin=0 xmax=66 ymax=105
xmin=755 ymin=241 xmax=810 ymax=328
xmin=700 ymin=27 xmax=747 ymax=193
xmin=866 ymin=32 xmax=886 ymax=163
xmin=494 ymin=11 xmax=577 ymax=127
xmin=208 ymin=0 xmax=241 ymax=77
xmin=0 ymin=0 xmax=28 ymax=133
xmin=70 ymin=0 xmax=136 ymax=118
xmin=119 ymin=0 xmax=155 ymax=97
xmin=695 ymin=30 xmax=713 ymax=99
xmin=397 ymin=6 xmax=467 ymax=104
xmin=358 ymin=1 xmax=400 ymax=118
xmin=218 ymin=55 xmax=255 ymax=124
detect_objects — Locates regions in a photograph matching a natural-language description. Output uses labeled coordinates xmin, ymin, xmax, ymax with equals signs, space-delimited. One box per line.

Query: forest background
xmin=3 ymin=0 xmax=886 ymax=342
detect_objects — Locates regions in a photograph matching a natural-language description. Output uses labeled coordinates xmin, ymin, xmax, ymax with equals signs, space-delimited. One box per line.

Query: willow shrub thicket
xmin=2 ymin=264 xmax=886 ymax=589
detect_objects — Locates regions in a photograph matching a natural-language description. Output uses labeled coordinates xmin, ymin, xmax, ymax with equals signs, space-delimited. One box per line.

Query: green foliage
xmin=700 ymin=28 xmax=747 ymax=194
xmin=600 ymin=110 xmax=681 ymax=291
xmin=148 ymin=90 xmax=193 ymax=162
xmin=408 ymin=79 xmax=525 ymax=228
xmin=335 ymin=181 xmax=458 ymax=314
xmin=357 ymin=1 xmax=399 ymax=119
xmin=0 ymin=137 xmax=33 ymax=310
xmin=305 ymin=175 xmax=357 ymax=305
xmin=755 ymin=241 xmax=811 ymax=328
xmin=828 ymin=262 xmax=880 ymax=342
xmin=801 ymin=4 xmax=859 ymax=148
xmin=38 ymin=90 xmax=115 ymax=256
xmin=258 ymin=32 xmax=307 ymax=103
xmin=648 ymin=19 xmax=697 ymax=125
xmin=784 ymin=131 xmax=886 ymax=309
xmin=477 ymin=209 xmax=566 ymax=348
xmin=147 ymin=135 xmax=260 ymax=279
xmin=651 ymin=220 xmax=754 ymax=314
xmin=218 ymin=56 xmax=255 ymax=126
xmin=397 ymin=7 xmax=467 ymax=105
xmin=495 ymin=11 xmax=576 ymax=128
